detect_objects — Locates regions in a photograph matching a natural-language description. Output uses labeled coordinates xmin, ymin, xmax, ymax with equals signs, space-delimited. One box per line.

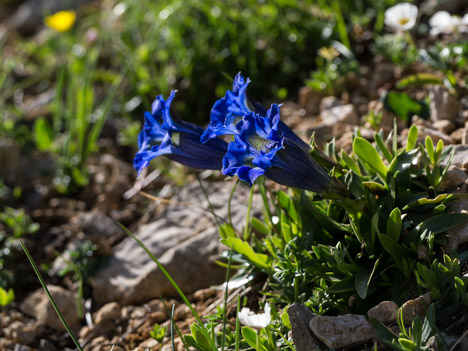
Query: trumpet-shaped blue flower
xmin=201 ymin=72 xmax=309 ymax=150
xmin=222 ymin=104 xmax=332 ymax=193
xmin=134 ymin=91 xmax=228 ymax=175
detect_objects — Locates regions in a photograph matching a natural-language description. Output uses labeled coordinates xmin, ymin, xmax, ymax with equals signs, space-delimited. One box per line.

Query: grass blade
xmin=20 ymin=241 xmax=83 ymax=351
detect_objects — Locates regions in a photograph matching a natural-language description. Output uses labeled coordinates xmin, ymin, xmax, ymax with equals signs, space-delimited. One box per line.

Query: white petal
xmin=238 ymin=303 xmax=271 ymax=329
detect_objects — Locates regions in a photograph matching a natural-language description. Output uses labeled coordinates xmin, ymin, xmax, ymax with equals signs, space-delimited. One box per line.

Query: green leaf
xmin=221 ymin=237 xmax=272 ymax=272
xmin=418 ymin=213 xmax=468 ymax=235
xmin=425 ymin=136 xmax=435 ymax=164
xmin=241 ymin=327 xmax=268 ymax=351
xmin=406 ymin=125 xmax=418 ymax=151
xmin=277 ymin=191 xmax=298 ymax=222
xmin=34 ymin=118 xmax=54 ymax=151
xmin=369 ymin=318 xmax=403 ymax=351
xmin=387 ymin=208 xmax=402 ymax=242
xmin=396 ymin=73 xmax=443 ymax=89
xmin=403 ymin=194 xmax=453 ymax=210
xmin=398 ymin=338 xmax=416 ymax=350
xmin=383 ymin=91 xmax=429 ymax=121
xmin=328 ymin=275 xmax=355 ymax=293
xmin=250 ymin=218 xmax=269 ymax=235
xmin=219 ymin=223 xmax=237 ymax=239
xmin=190 ymin=323 xmax=212 ymax=351
xmin=353 ymin=137 xmax=388 ymax=179
xmin=355 ymin=260 xmax=378 ymax=299
xmin=362 ymin=181 xmax=386 ymax=193
xmin=378 ymin=233 xmax=407 ymax=259
xmin=374 ymin=132 xmax=393 ymax=162
xmin=0 ymin=287 xmax=14 ymax=307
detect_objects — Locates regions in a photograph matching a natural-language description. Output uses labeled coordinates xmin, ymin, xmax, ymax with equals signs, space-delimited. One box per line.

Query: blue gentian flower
xmin=134 ymin=91 xmax=228 ymax=175
xmin=222 ymin=104 xmax=332 ymax=193
xmin=201 ymin=72 xmax=310 ymax=150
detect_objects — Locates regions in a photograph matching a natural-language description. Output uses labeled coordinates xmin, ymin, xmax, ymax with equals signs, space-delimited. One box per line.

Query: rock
xmin=91 ymin=181 xmax=261 ymax=305
xmin=335 ymin=132 xmax=354 ymax=153
xmin=299 ymin=87 xmax=322 ymax=115
xmin=401 ymin=294 xmax=431 ymax=324
xmin=321 ymin=104 xmax=359 ymax=125
xmin=139 ymin=338 xmax=159 ymax=349
xmin=446 ymin=200 xmax=468 ymax=249
xmin=75 ymin=210 xmax=123 ymax=238
xmin=450 ymin=128 xmax=465 ymax=144
xmin=429 ymin=86 xmax=460 ymax=121
xmin=3 ymin=320 xmax=40 ymax=344
xmin=432 ymin=120 xmax=456 ymax=134
xmin=462 ymin=128 xmax=468 ymax=145
xmin=426 ymin=332 xmax=457 ymax=351
xmin=95 ymin=302 xmax=121 ymax=324
xmin=309 ymin=314 xmax=375 ymax=349
xmin=447 ymin=145 xmax=468 ymax=170
xmin=439 ymin=167 xmax=468 ymax=189
xmin=39 ymin=339 xmax=58 ymax=351
xmin=20 ymin=285 xmax=79 ymax=332
xmin=367 ymin=301 xmax=398 ymax=325
xmin=320 ymin=96 xmax=343 ymax=112
xmin=13 ymin=345 xmax=34 ymax=351
xmin=287 ymin=303 xmax=321 ymax=351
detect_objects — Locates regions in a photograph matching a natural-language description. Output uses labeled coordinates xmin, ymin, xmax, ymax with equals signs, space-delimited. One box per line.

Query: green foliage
xmin=371 ymin=305 xmax=437 ymax=351
xmin=307 ymin=43 xmax=359 ymax=95
xmin=223 ymin=125 xmax=468 ymax=318
xmin=115 ymin=0 xmax=332 ymax=123
xmin=0 ymin=207 xmax=39 ymax=289
xmin=383 ymin=92 xmax=430 ymax=121
xmin=150 ymin=323 xmax=167 ymax=344
xmin=0 ymin=286 xmax=14 ymax=307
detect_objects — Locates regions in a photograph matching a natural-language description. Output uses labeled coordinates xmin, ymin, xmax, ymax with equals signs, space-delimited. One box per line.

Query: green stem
xmin=243 ymin=185 xmax=255 ymax=241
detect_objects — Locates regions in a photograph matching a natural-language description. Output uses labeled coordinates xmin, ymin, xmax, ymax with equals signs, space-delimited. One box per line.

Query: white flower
xmin=429 ymin=11 xmax=468 ymax=36
xmin=384 ymin=3 xmax=418 ymax=32
xmin=238 ymin=303 xmax=271 ymax=329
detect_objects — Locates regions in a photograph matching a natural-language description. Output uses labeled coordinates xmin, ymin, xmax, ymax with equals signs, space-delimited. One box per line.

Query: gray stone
xmin=299 ymin=87 xmax=322 ymax=115
xmin=39 ymin=339 xmax=58 ymax=351
xmin=20 ymin=285 xmax=79 ymax=332
xmin=321 ymin=104 xmax=359 ymax=125
xmin=287 ymin=303 xmax=321 ymax=351
xmin=446 ymin=200 xmax=468 ymax=249
xmin=439 ymin=167 xmax=468 ymax=189
xmin=74 ymin=210 xmax=123 ymax=238
xmin=367 ymin=301 xmax=398 ymax=325
xmin=449 ymin=145 xmax=468 ymax=169
xmin=91 ymin=181 xmax=261 ymax=305
xmin=94 ymin=302 xmax=121 ymax=324
xmin=320 ymin=96 xmax=343 ymax=112
xmin=429 ymin=86 xmax=460 ymax=121
xmin=309 ymin=314 xmax=375 ymax=349
xmin=401 ymin=294 xmax=431 ymax=324
xmin=3 ymin=321 xmax=40 ymax=344
xmin=432 ymin=119 xmax=456 ymax=134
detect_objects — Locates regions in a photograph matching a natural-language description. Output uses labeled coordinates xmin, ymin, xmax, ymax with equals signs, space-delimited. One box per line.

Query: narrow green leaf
xmin=34 ymin=118 xmax=54 ymax=151
xmin=387 ymin=208 xmax=402 ymax=242
xmin=355 ymin=268 xmax=372 ymax=299
xmin=398 ymin=338 xmax=416 ymax=350
xmin=353 ymin=137 xmax=387 ymax=178
xmin=242 ymin=327 xmax=268 ymax=351
xmin=220 ymin=237 xmax=272 ymax=272
xmin=396 ymin=73 xmax=443 ymax=89
xmin=374 ymin=132 xmax=393 ymax=162
xmin=378 ymin=233 xmax=407 ymax=259
xmin=250 ymin=218 xmax=269 ymax=235
xmin=277 ymin=191 xmax=298 ymax=222
xmin=425 ymin=136 xmax=435 ymax=164
xmin=340 ymin=150 xmax=361 ymax=176
xmin=418 ymin=213 xmax=468 ymax=235
xmin=190 ymin=324 xmax=212 ymax=351
xmin=406 ymin=125 xmax=418 ymax=151
xmin=328 ymin=275 xmax=355 ymax=293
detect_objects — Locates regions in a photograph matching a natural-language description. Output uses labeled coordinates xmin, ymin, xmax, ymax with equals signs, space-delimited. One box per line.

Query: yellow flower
xmin=45 ymin=10 xmax=76 ymax=32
